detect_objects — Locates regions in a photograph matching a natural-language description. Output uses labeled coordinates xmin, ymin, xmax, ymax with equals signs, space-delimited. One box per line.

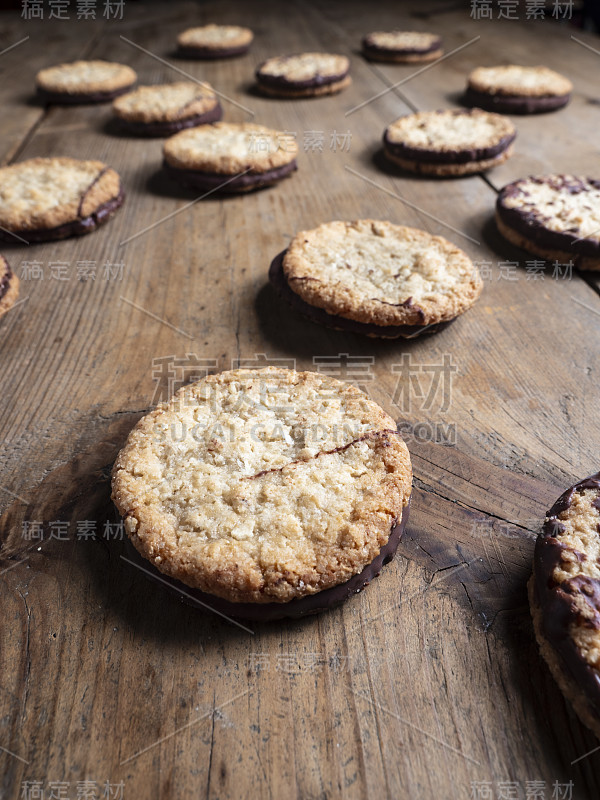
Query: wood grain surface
xmin=1 ymin=1 xmax=599 ymax=798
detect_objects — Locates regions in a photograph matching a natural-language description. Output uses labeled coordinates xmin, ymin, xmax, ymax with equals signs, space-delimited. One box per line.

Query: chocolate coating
xmin=383 ymin=117 xmax=515 ymax=166
xmin=496 ymin=176 xmax=600 ymax=259
xmin=0 ymin=189 xmax=124 ymax=243
xmin=533 ymin=472 xmax=600 ymax=717
xmin=269 ymin=250 xmax=452 ymax=339
xmin=465 ymin=87 xmax=570 ymax=114
xmin=123 ymin=498 xmax=410 ymax=621
xmin=37 ymin=86 xmax=133 ymax=105
xmin=177 ymin=44 xmax=251 ymax=59
xmin=116 ymin=102 xmax=223 ymax=137
xmin=163 ymin=160 xmax=297 ymax=193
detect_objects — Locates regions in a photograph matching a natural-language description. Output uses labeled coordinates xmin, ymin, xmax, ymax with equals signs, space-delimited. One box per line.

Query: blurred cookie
xmin=36 ymin=60 xmax=136 ymax=104
xmin=529 ymin=472 xmax=600 ymax=739
xmin=256 ymin=52 xmax=351 ymax=98
xmin=177 ymin=24 xmax=253 ymax=59
xmin=269 ymin=219 xmax=483 ymax=338
xmin=466 ymin=65 xmax=572 ymax=114
xmin=113 ymin=81 xmax=223 ymax=136
xmin=0 ymin=256 xmax=19 ymax=318
xmin=383 ymin=109 xmax=516 ymax=176
xmin=496 ymin=175 xmax=600 ymax=271
xmin=163 ymin=121 xmax=298 ymax=193
xmin=362 ymin=31 xmax=443 ymax=63
xmin=0 ymin=157 xmax=124 ymax=243
xmin=112 ymin=367 xmax=412 ymax=619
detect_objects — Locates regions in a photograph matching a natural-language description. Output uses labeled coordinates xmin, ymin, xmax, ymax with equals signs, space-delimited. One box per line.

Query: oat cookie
xmin=177 ymin=24 xmax=253 ymax=59
xmin=112 ymin=81 xmax=223 ymax=136
xmin=529 ymin=473 xmax=600 ymax=739
xmin=362 ymin=31 xmax=443 ymax=63
xmin=112 ymin=367 xmax=412 ymax=619
xmin=36 ymin=60 xmax=136 ymax=104
xmin=163 ymin=122 xmax=298 ymax=193
xmin=270 ymin=219 xmax=482 ymax=338
xmin=496 ymin=175 xmax=600 ymax=271
xmin=383 ymin=109 xmax=516 ymax=177
xmin=0 ymin=157 xmax=124 ymax=243
xmin=466 ymin=65 xmax=572 ymax=114
xmin=0 ymin=256 xmax=19 ymax=318
xmin=256 ymin=53 xmax=351 ymax=98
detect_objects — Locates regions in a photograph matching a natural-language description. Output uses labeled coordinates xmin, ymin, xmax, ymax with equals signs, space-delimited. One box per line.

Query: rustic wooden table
xmin=1 ymin=1 xmax=600 ymax=798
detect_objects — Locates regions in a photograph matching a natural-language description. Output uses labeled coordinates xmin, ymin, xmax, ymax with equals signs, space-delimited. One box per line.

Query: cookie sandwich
xmin=36 ymin=60 xmax=136 ymax=104
xmin=256 ymin=52 xmax=351 ymax=98
xmin=530 ymin=472 xmax=600 ymax=739
xmin=362 ymin=31 xmax=443 ymax=63
xmin=112 ymin=367 xmax=412 ymax=620
xmin=177 ymin=24 xmax=253 ymax=59
xmin=269 ymin=219 xmax=483 ymax=338
xmin=0 ymin=157 xmax=124 ymax=243
xmin=112 ymin=81 xmax=223 ymax=136
xmin=496 ymin=175 xmax=600 ymax=270
xmin=383 ymin=109 xmax=516 ymax=176
xmin=465 ymin=65 xmax=572 ymax=114
xmin=0 ymin=256 xmax=19 ymax=318
xmin=163 ymin=122 xmax=298 ymax=193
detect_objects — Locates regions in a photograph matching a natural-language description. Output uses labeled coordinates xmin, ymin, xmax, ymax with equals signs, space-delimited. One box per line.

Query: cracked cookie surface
xmin=0 ymin=157 xmax=122 ymax=236
xmin=111 ymin=368 xmax=412 ymax=604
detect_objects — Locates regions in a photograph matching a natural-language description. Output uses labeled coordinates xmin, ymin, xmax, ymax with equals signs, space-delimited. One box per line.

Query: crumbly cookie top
xmin=468 ymin=65 xmax=572 ymax=97
xmin=543 ymin=488 xmax=600 ymax=671
xmin=163 ymin=122 xmax=298 ymax=174
xmin=364 ymin=31 xmax=440 ymax=51
xmin=177 ymin=24 xmax=253 ymax=49
xmin=113 ymin=81 xmax=218 ymax=123
xmin=36 ymin=60 xmax=137 ymax=94
xmin=0 ymin=157 xmax=121 ymax=232
xmin=112 ymin=368 xmax=412 ymax=604
xmin=385 ymin=109 xmax=515 ymax=152
xmin=257 ymin=52 xmax=350 ymax=82
xmin=283 ymin=219 xmax=482 ymax=327
xmin=499 ymin=176 xmax=600 ymax=243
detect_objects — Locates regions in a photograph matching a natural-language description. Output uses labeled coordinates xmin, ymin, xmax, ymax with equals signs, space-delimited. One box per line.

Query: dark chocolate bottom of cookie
xmin=177 ymin=44 xmax=251 ymax=59
xmin=533 ymin=472 xmax=600 ymax=718
xmin=255 ymin=69 xmax=350 ymax=92
xmin=37 ymin=86 xmax=134 ymax=105
xmin=116 ymin=102 xmax=223 ymax=137
xmin=464 ymin=87 xmax=570 ymax=114
xmin=362 ymin=39 xmax=442 ymax=60
xmin=124 ymin=498 xmax=410 ymax=622
xmin=495 ymin=196 xmax=600 ymax=259
xmin=0 ymin=189 xmax=125 ymax=243
xmin=163 ymin=160 xmax=297 ymax=193
xmin=383 ymin=127 xmax=515 ymax=165
xmin=269 ymin=251 xmax=451 ymax=339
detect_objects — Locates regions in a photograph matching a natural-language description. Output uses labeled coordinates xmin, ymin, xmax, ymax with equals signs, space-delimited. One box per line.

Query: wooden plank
xmin=2 ymin=2 xmax=600 ymax=799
